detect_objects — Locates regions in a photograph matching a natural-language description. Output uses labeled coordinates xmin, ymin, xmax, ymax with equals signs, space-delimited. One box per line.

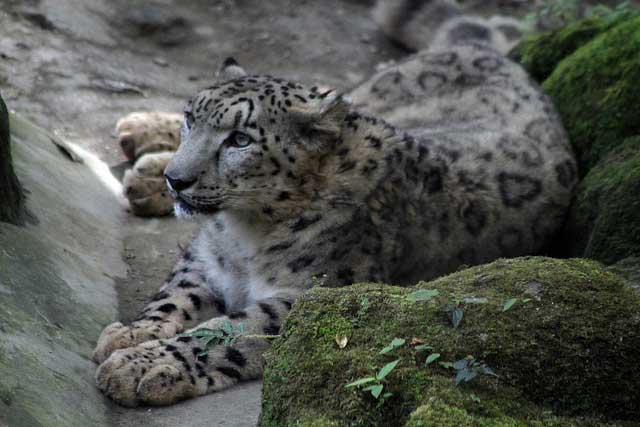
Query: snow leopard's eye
xmin=226 ymin=131 xmax=254 ymax=148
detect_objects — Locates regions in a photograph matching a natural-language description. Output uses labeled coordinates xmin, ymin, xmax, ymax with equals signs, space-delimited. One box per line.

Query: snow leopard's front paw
xmin=95 ymin=337 xmax=209 ymax=407
xmin=116 ymin=112 xmax=182 ymax=161
xmin=92 ymin=319 xmax=183 ymax=364
xmin=123 ymin=151 xmax=175 ymax=217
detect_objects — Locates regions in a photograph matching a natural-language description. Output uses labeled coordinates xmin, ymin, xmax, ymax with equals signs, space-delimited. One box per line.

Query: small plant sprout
xmin=502 ymin=298 xmax=518 ymax=312
xmin=443 ymin=302 xmax=464 ymax=329
xmin=425 ymin=353 xmax=441 ymax=365
xmin=181 ymin=320 xmax=278 ymax=357
xmin=414 ymin=343 xmax=432 ymax=352
xmin=345 ymin=359 xmax=401 ymax=404
xmin=407 ymin=289 xmax=440 ymax=302
xmin=453 ymin=356 xmax=497 ymax=386
xmin=379 ymin=337 xmax=405 ymax=354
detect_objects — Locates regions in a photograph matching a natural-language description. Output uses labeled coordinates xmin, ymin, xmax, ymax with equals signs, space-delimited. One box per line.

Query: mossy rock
xmin=607 ymin=257 xmax=640 ymax=293
xmin=512 ymin=13 xmax=640 ymax=175
xmin=565 ymin=138 xmax=640 ymax=264
xmin=509 ymin=12 xmax=636 ymax=83
xmin=259 ymin=257 xmax=640 ymax=427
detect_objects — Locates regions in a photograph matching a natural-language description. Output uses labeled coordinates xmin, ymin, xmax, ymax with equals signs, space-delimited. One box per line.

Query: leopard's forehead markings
xmin=188 ymin=75 xmax=320 ymax=128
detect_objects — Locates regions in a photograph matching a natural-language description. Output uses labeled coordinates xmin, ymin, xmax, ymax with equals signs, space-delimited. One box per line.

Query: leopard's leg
xmin=95 ymin=292 xmax=297 ymax=407
xmin=92 ymin=247 xmax=228 ymax=363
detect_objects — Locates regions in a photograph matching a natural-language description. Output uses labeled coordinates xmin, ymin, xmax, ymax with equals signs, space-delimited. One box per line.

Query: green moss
xmin=509 ymin=13 xmax=636 ymax=82
xmin=566 ymin=138 xmax=640 ymax=263
xmin=540 ymin=15 xmax=640 ymax=174
xmin=259 ymin=258 xmax=640 ymax=427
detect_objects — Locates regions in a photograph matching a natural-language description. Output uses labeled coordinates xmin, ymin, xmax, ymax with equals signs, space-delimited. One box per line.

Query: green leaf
xmin=453 ymin=358 xmax=470 ymax=370
xmin=522 ymin=298 xmax=532 ymax=304
xmin=470 ymin=393 xmax=481 ymax=403
xmin=408 ymin=289 xmax=440 ymax=302
xmin=439 ymin=361 xmax=454 ymax=369
xmin=376 ymin=359 xmax=400 ymax=380
xmin=482 ymin=366 xmax=497 ymax=377
xmin=454 ymin=369 xmax=468 ymax=385
xmin=345 ymin=377 xmax=376 ymax=388
xmin=502 ymin=298 xmax=518 ymax=312
xmin=379 ymin=338 xmax=405 ymax=354
xmin=464 ymin=370 xmax=478 ymax=383
xmin=414 ymin=343 xmax=432 ymax=352
xmin=451 ymin=307 xmax=464 ymax=329
xmin=364 ymin=384 xmax=384 ymax=399
xmin=425 ymin=353 xmax=441 ymax=365
xmin=221 ymin=320 xmax=234 ymax=335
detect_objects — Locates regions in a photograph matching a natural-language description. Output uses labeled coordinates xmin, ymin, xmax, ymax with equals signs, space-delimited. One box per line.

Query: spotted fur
xmin=94 ymin=23 xmax=576 ymax=407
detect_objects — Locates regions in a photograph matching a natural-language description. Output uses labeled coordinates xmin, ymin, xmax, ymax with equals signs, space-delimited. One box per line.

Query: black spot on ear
xmin=225 ymin=347 xmax=248 ymax=367
xmin=165 ymin=344 xmax=177 ymax=351
xmin=223 ymin=57 xmax=239 ymax=67
xmin=177 ymin=336 xmax=192 ymax=343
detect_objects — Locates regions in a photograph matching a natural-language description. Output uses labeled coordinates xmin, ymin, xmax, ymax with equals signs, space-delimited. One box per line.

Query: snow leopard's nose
xmin=164 ymin=173 xmax=197 ymax=192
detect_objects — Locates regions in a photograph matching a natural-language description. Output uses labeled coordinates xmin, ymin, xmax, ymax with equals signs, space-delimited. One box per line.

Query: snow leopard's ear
xmin=216 ymin=57 xmax=247 ymax=82
xmin=290 ymin=89 xmax=350 ymax=152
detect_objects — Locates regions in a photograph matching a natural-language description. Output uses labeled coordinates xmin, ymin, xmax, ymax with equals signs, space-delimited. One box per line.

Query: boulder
xmin=0 ymin=93 xmax=26 ymax=225
xmin=260 ymin=257 xmax=640 ymax=427
xmin=565 ymin=138 xmax=640 ymax=264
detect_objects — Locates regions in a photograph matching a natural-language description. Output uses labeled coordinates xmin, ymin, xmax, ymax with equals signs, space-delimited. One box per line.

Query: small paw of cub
xmin=116 ymin=112 xmax=182 ymax=161
xmin=123 ymin=152 xmax=175 ymax=217
xmin=92 ymin=319 xmax=183 ymax=364
xmin=115 ymin=112 xmax=183 ymax=217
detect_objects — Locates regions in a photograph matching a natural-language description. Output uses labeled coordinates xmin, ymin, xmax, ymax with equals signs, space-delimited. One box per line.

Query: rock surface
xmin=260 ymin=257 xmax=640 ymax=427
xmin=0 ymin=114 xmax=125 ymax=427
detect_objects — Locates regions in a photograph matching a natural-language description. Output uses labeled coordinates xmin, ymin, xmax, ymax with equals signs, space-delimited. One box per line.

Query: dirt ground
xmin=0 ymin=0 xmax=534 ymax=425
